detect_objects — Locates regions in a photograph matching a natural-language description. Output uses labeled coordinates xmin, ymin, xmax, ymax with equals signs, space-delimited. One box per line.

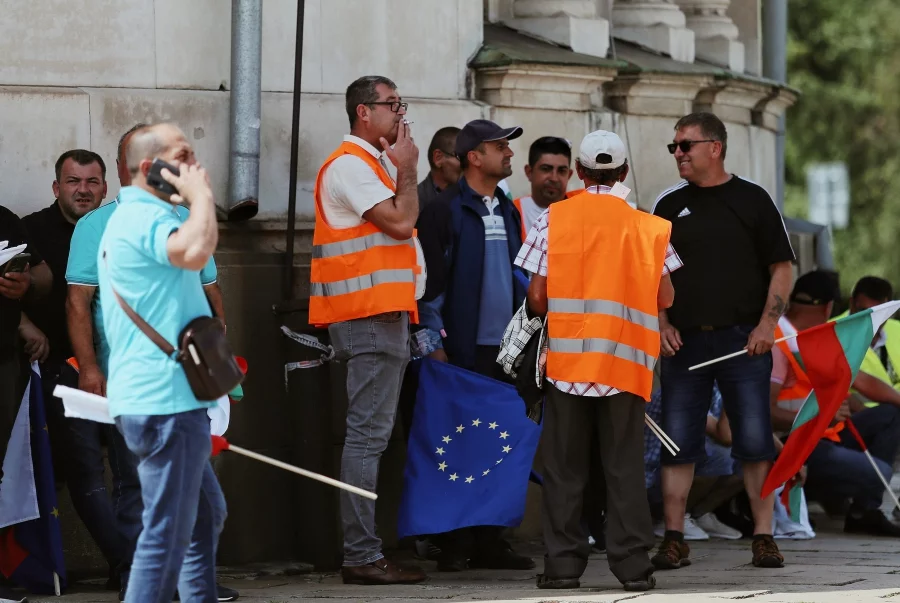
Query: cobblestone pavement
xmin=28 ymin=517 xmax=900 ymax=603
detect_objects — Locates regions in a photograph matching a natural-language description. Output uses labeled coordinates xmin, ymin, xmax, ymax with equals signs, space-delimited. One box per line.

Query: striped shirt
xmin=514 ymin=185 xmax=683 ymax=397
xmin=477 ymin=195 xmax=514 ymax=346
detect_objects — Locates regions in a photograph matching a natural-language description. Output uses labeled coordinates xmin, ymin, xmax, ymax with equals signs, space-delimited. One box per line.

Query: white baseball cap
xmin=578 ymin=130 xmax=627 ymax=169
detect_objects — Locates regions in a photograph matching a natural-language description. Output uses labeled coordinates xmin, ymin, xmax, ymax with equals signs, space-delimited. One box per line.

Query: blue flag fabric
xmin=397 ymin=358 xmax=542 ymax=539
xmin=0 ymin=366 xmax=67 ymax=594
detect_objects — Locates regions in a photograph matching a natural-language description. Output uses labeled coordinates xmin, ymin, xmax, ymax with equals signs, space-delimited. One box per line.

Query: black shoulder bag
xmin=105 ymin=254 xmax=244 ymax=401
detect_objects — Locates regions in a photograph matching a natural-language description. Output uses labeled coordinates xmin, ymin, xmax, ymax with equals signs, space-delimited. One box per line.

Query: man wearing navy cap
xmin=414 ymin=119 xmax=534 ymax=571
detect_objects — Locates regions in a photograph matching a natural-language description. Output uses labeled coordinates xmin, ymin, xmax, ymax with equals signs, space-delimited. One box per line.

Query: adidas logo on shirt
xmin=677 ymin=207 xmax=691 ymax=218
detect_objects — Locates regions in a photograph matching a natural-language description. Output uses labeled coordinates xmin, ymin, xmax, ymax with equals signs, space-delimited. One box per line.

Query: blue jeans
xmin=805 ymin=404 xmax=900 ymax=511
xmin=660 ymin=325 xmax=776 ymax=465
xmin=43 ymin=361 xmax=142 ymax=572
xmin=115 ymin=409 xmax=227 ymax=603
xmin=329 ymin=311 xmax=410 ymax=566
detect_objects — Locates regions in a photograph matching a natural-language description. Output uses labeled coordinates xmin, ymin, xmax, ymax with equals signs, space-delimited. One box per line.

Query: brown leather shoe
xmin=751 ymin=535 xmax=784 ymax=568
xmin=651 ymin=538 xmax=691 ymax=570
xmin=341 ymin=559 xmax=427 ymax=585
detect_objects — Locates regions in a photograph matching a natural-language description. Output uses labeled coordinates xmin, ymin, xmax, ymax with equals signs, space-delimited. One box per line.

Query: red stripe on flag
xmin=763 ymin=321 xmax=853 ymax=498
xmin=0 ymin=527 xmax=29 ymax=578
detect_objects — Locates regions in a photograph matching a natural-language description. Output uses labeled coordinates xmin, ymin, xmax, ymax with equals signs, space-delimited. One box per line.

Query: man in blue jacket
xmin=414 ymin=119 xmax=533 ymax=571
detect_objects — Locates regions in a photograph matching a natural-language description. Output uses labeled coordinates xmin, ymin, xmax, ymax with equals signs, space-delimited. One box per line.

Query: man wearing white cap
xmin=516 ymin=130 xmax=683 ymax=592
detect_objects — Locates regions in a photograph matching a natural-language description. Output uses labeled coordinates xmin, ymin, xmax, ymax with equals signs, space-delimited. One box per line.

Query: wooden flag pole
xmin=223 ymin=442 xmax=378 ymax=501
xmin=688 ymin=333 xmax=798 ymax=371
xmin=846 ymin=419 xmax=900 ymax=514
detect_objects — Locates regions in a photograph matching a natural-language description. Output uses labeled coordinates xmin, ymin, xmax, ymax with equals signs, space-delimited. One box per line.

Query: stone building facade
xmin=2 ymin=0 xmax=795 ymax=569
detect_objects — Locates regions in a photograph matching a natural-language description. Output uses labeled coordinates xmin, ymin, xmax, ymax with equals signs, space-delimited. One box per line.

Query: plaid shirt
xmin=513 ymin=185 xmax=684 ymax=397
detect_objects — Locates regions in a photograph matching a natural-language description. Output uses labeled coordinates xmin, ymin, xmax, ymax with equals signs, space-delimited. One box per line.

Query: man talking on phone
xmin=0 ymin=204 xmax=52 ymax=603
xmin=98 ymin=123 xmax=226 ymax=603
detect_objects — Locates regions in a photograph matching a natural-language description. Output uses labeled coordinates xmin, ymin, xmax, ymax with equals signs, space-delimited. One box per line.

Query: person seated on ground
xmin=771 ymin=270 xmax=900 ymax=537
xmin=645 ymin=385 xmax=744 ymax=540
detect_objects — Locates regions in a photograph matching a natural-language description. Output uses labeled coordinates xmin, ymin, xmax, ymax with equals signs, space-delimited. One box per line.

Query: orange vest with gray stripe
xmin=309 ymin=141 xmax=419 ymax=327
xmin=513 ymin=189 xmax=585 ymax=240
xmin=545 ymin=191 xmax=671 ymax=400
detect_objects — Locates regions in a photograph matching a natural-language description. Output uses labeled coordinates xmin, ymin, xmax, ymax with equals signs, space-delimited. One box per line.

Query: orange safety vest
xmin=309 ymin=141 xmax=419 ymax=327
xmin=774 ymin=319 xmax=844 ymax=442
xmin=514 ymin=189 xmax=584 ymax=240
xmin=545 ymin=191 xmax=671 ymax=400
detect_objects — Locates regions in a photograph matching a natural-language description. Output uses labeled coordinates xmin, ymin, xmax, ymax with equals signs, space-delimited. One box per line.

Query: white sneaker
xmin=683 ymin=514 xmax=710 ymax=540
xmin=695 ymin=512 xmax=742 ymax=540
xmin=652 ymin=514 xmax=710 ymax=540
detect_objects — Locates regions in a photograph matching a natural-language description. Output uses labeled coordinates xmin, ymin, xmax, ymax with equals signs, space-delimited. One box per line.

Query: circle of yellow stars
xmin=434 ymin=418 xmax=513 ymax=484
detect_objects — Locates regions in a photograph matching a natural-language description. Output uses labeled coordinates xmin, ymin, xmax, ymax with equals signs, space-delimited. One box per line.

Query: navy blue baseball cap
xmin=455 ymin=119 xmax=523 ymax=157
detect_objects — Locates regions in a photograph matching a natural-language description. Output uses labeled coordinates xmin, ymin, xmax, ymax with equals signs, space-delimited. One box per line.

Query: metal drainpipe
xmin=227 ymin=0 xmax=262 ymax=222
xmin=763 ymin=0 xmax=787 ymax=213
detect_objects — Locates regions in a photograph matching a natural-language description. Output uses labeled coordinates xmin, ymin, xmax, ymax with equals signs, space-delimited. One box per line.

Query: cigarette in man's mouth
xmin=403 ymin=119 xmax=414 ymax=125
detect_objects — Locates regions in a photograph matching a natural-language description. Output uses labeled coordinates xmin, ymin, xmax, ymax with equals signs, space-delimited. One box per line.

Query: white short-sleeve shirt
xmin=320 ymin=135 xmax=395 ymax=229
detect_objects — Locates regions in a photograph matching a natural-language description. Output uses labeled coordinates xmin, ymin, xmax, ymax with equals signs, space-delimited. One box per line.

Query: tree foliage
xmin=785 ymin=0 xmax=900 ymax=292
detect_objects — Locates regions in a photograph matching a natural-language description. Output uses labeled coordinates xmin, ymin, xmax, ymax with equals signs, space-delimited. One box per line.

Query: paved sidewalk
xmin=27 ymin=521 xmax=900 ymax=603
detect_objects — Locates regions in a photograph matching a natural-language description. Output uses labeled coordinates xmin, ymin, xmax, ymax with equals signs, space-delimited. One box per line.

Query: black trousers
xmin=541 ymin=386 xmax=654 ymax=584
xmin=0 ymin=354 xmax=21 ymax=486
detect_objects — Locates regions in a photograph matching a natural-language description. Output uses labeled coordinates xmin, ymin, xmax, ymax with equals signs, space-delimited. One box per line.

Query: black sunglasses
xmin=667 ymin=140 xmax=716 ymax=154
xmin=368 ymin=101 xmax=409 ymax=113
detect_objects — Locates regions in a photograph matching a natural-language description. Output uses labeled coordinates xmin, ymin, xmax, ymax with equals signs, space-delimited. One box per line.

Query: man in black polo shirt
xmin=0 ymin=204 xmax=52 ymax=603
xmin=19 ymin=149 xmax=135 ymax=591
xmin=651 ymin=113 xmax=795 ymax=570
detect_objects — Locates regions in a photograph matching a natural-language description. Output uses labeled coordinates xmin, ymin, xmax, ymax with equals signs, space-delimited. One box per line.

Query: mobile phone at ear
xmin=147 ymin=158 xmax=180 ymax=197
xmin=2 ymin=253 xmax=31 ymax=274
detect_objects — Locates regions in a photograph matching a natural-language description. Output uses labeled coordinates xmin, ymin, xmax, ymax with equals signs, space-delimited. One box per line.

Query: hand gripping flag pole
xmin=210 ymin=436 xmax=377 ymax=500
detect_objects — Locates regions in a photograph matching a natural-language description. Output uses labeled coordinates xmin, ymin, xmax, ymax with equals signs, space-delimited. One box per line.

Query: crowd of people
xmin=2 ymin=72 xmax=900 ymax=602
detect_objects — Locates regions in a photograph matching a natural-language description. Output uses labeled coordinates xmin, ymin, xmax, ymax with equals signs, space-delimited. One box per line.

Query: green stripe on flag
xmin=833 ymin=309 xmax=876 ymax=382
xmin=792 ymin=392 xmax=819 ymax=429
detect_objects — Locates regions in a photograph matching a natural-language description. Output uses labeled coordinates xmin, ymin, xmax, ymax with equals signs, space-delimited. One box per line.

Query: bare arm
xmin=164 ymin=163 xmax=219 ymax=271
xmin=203 ymin=282 xmax=226 ymax=325
xmin=19 ymin=312 xmax=49 ymax=363
xmin=67 ymin=284 xmax=107 ymax=396
xmin=853 ymin=370 xmax=900 ymax=409
xmin=527 ymin=274 xmax=548 ymax=317
xmin=363 ymin=122 xmax=420 ymax=240
xmin=746 ymin=261 xmax=793 ymax=355
xmin=658 ymin=274 xmax=674 ymax=309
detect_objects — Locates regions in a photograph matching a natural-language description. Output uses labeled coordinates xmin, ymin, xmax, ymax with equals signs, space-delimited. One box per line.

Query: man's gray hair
xmin=345 ymin=75 xmax=397 ymax=128
xmin=125 ymin=124 xmax=170 ymax=176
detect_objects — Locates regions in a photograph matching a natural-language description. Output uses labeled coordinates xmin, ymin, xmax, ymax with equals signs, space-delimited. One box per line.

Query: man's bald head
xmin=125 ymin=123 xmax=186 ymax=177
xmin=125 ymin=123 xmax=198 ymax=200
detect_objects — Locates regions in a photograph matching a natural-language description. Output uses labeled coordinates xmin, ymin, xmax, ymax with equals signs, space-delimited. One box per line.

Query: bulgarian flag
xmin=763 ymin=300 xmax=900 ymax=506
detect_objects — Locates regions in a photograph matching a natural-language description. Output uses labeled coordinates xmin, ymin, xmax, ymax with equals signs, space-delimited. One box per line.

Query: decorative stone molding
xmin=605 ymin=73 xmax=712 ymax=117
xmin=476 ymin=63 xmax=618 ymax=111
xmin=611 ymin=0 xmax=695 ymax=63
xmin=693 ymin=79 xmax=771 ymax=125
xmin=676 ymin=0 xmax=745 ymax=72
xmin=505 ymin=0 xmax=611 ymax=59
xmin=753 ymin=87 xmax=799 ymax=131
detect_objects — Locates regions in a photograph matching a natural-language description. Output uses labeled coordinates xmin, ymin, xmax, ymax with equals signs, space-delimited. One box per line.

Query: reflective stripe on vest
xmin=308 ymin=140 xmax=419 ymax=327
xmin=309 ymin=268 xmax=415 ymax=297
xmin=547 ymin=337 xmax=656 ymax=370
xmin=545 ymin=191 xmax=671 ymax=400
xmin=312 ymin=231 xmax=413 ymax=259
xmin=548 ymin=298 xmax=660 ymax=332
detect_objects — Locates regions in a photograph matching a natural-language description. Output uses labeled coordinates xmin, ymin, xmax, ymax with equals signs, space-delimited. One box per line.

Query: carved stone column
xmin=506 ymin=0 xmax=610 ymax=59
xmin=611 ymin=0 xmax=695 ymax=63
xmin=675 ymin=0 xmax=745 ymax=71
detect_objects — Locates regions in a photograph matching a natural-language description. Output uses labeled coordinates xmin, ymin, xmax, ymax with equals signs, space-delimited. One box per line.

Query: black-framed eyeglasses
xmin=667 ymin=140 xmax=715 ymax=154
xmin=367 ymin=101 xmax=408 ymax=113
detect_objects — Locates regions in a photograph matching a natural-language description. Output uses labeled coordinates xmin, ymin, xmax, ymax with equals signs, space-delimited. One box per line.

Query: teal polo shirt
xmin=96 ymin=186 xmax=217 ymax=417
xmin=66 ymin=196 xmax=217 ymax=375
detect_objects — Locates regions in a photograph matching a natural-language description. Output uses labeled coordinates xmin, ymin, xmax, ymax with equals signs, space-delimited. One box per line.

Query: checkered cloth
xmin=497 ymin=300 xmax=545 ymax=383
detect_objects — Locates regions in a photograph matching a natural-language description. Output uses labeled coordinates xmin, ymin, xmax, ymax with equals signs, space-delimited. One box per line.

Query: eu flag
xmin=397 ymin=358 xmax=542 ymax=539
xmin=0 ymin=365 xmax=67 ymax=595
